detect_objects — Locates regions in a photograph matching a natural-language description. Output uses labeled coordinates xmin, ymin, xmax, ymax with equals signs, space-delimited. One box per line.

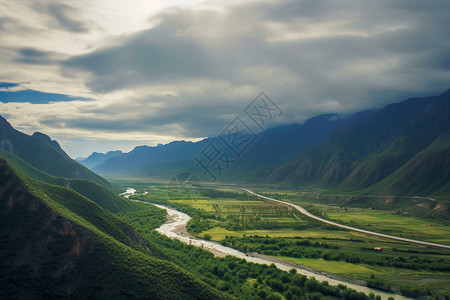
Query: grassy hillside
xmin=368 ymin=131 xmax=450 ymax=199
xmin=267 ymin=90 xmax=450 ymax=199
xmin=0 ymin=115 xmax=112 ymax=189
xmin=0 ymin=158 xmax=228 ymax=299
xmin=0 ymin=149 xmax=136 ymax=213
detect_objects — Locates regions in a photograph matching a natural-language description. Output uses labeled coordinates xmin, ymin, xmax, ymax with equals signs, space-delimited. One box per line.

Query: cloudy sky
xmin=1 ymin=0 xmax=449 ymax=158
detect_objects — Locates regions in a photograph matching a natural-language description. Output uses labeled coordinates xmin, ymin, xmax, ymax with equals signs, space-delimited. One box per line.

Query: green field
xmin=279 ymin=257 xmax=380 ymax=274
xmin=278 ymin=256 xmax=450 ymax=296
xmin=322 ymin=207 xmax=450 ymax=244
xmin=113 ymin=179 xmax=450 ymax=299
xmin=199 ymin=226 xmax=385 ymax=241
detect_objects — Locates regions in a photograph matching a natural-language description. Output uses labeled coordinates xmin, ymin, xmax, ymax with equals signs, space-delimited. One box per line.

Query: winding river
xmin=132 ymin=199 xmax=410 ymax=300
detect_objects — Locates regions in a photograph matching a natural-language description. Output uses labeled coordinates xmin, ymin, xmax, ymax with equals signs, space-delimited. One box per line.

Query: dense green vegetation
xmin=119 ymin=203 xmax=381 ymax=300
xmin=222 ymin=235 xmax=450 ymax=272
xmin=3 ymin=103 xmax=450 ymax=299
xmin=127 ymin=182 xmax=450 ymax=299
xmin=4 ymin=156 xmax=383 ymax=299
xmin=0 ymin=149 xmax=137 ymax=213
xmin=0 ymin=159 xmax=228 ymax=299
xmin=317 ymin=206 xmax=450 ymax=244
xmin=258 ymin=189 xmax=450 ymax=221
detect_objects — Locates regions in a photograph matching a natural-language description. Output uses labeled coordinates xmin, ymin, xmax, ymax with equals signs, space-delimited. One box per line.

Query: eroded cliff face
xmin=0 ymin=159 xmax=95 ymax=298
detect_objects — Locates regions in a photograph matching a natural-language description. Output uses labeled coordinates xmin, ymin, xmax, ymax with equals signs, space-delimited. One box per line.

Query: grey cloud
xmin=0 ymin=15 xmax=39 ymax=37
xmin=47 ymin=3 xmax=89 ymax=32
xmin=57 ymin=0 xmax=450 ymax=139
xmin=63 ymin=27 xmax=216 ymax=92
xmin=15 ymin=47 xmax=64 ymax=65
xmin=0 ymin=17 xmax=16 ymax=31
xmin=62 ymin=1 xmax=450 ymax=87
xmin=42 ymin=93 xmax=244 ymax=138
xmin=41 ymin=111 xmax=229 ymax=138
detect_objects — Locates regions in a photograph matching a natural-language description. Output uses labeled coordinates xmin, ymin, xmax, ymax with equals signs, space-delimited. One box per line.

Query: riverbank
xmin=147 ymin=201 xmax=410 ymax=300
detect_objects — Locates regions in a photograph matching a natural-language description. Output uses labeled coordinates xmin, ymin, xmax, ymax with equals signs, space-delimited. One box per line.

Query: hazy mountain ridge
xmin=77 ymin=150 xmax=123 ymax=169
xmin=92 ymin=112 xmax=374 ymax=179
xmin=79 ymin=90 xmax=450 ymax=201
xmin=268 ymin=89 xmax=450 ymax=199
xmin=94 ymin=139 xmax=212 ymax=176
xmin=221 ymin=110 xmax=377 ymax=179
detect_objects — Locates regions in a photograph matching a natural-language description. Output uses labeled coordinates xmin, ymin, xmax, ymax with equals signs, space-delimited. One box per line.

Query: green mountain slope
xmin=369 ymin=131 xmax=450 ymax=199
xmin=342 ymin=135 xmax=424 ymax=189
xmin=0 ymin=158 xmax=228 ymax=299
xmin=0 ymin=115 xmax=111 ymax=189
xmin=268 ymin=89 xmax=450 ymax=199
xmin=0 ymin=149 xmax=136 ymax=213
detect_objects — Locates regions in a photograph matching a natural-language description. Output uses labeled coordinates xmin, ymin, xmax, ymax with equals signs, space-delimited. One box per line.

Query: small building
xmin=374 ymin=247 xmax=383 ymax=251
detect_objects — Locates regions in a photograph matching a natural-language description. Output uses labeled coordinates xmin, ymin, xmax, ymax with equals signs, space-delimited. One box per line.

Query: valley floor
xmin=115 ymin=179 xmax=450 ymax=299
xmin=147 ymin=200 xmax=411 ymax=300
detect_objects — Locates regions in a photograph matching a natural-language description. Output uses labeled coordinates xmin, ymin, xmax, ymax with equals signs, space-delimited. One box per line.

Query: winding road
xmin=239 ymin=188 xmax=450 ymax=250
xmin=148 ymin=201 xmax=410 ymax=300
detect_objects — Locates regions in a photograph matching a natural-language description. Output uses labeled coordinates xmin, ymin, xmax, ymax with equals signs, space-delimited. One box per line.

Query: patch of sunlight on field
xmin=172 ymin=198 xmax=265 ymax=208
xmin=201 ymin=227 xmax=365 ymax=241
xmin=278 ymin=257 xmax=380 ymax=275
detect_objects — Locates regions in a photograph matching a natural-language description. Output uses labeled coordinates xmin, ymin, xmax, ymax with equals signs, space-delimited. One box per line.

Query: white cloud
xmin=1 ymin=0 xmax=450 ymax=157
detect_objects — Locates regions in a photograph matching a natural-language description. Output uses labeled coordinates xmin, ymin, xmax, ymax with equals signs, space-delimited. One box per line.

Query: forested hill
xmin=0 ymin=157 xmax=228 ymax=299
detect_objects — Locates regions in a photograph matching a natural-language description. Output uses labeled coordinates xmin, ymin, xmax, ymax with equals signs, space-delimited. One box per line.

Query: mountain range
xmin=85 ymin=90 xmax=450 ymax=203
xmin=267 ymin=89 xmax=450 ymax=198
xmin=2 ymin=89 xmax=450 ymax=298
xmin=88 ymin=111 xmax=375 ymax=178
xmin=93 ymin=140 xmax=211 ymax=176
xmin=0 ymin=117 xmax=228 ymax=299
xmin=76 ymin=150 xmax=123 ymax=169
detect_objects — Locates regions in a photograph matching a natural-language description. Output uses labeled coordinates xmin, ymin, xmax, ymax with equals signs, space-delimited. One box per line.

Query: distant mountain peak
xmin=106 ymin=150 xmax=122 ymax=154
xmin=78 ymin=150 xmax=124 ymax=170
